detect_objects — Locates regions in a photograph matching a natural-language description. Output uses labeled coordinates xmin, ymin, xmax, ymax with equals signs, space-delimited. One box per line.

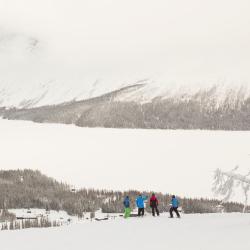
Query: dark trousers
xmin=151 ymin=206 xmax=160 ymax=216
xmin=170 ymin=207 xmax=180 ymax=218
xmin=138 ymin=208 xmax=144 ymax=216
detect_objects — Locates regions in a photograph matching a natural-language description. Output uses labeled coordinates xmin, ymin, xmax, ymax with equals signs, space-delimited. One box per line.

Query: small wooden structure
xmin=215 ymin=204 xmax=225 ymax=213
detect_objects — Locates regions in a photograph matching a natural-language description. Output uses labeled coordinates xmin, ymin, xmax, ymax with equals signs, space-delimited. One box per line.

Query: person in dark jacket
xmin=150 ymin=193 xmax=160 ymax=216
xmin=123 ymin=196 xmax=131 ymax=218
xmin=169 ymin=195 xmax=180 ymax=218
xmin=136 ymin=194 xmax=148 ymax=216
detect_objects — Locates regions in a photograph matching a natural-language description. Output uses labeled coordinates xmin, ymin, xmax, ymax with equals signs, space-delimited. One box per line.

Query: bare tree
xmin=213 ymin=167 xmax=250 ymax=212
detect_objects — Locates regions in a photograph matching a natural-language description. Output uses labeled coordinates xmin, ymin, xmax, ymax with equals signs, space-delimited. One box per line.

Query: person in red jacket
xmin=150 ymin=193 xmax=160 ymax=216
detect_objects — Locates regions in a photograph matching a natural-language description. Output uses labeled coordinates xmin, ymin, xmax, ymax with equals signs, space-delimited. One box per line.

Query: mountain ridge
xmin=1 ymin=84 xmax=250 ymax=130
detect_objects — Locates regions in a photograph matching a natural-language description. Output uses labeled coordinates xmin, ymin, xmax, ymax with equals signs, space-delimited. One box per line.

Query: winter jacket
xmin=123 ymin=197 xmax=130 ymax=208
xmin=136 ymin=196 xmax=147 ymax=208
xmin=150 ymin=195 xmax=159 ymax=207
xmin=171 ymin=197 xmax=179 ymax=208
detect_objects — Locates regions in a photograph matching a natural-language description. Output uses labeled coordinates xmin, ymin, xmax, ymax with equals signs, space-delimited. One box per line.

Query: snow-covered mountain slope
xmin=0 ymin=28 xmax=148 ymax=109
xmin=114 ymin=82 xmax=250 ymax=106
xmin=0 ymin=78 xmax=250 ymax=110
xmin=1 ymin=82 xmax=250 ymax=130
xmin=0 ymin=25 xmax=249 ymax=111
xmin=1 ymin=0 xmax=250 ymax=108
xmin=0 ymin=79 xmax=126 ymax=109
xmin=1 ymin=213 xmax=250 ymax=250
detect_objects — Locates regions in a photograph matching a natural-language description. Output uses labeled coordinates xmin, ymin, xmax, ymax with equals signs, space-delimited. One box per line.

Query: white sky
xmin=0 ymin=0 xmax=250 ymax=89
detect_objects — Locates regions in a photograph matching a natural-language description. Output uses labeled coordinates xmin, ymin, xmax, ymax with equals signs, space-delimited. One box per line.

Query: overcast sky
xmin=0 ymin=0 xmax=250 ymax=89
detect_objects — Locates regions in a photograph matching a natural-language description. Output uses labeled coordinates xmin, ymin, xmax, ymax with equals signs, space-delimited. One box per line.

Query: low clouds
xmin=0 ymin=0 xmax=250 ymax=93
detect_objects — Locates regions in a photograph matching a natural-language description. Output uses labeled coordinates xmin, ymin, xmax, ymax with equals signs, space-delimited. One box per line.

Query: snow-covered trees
xmin=0 ymin=169 xmax=246 ymax=216
xmin=213 ymin=167 xmax=250 ymax=212
xmin=3 ymin=86 xmax=250 ymax=130
xmin=0 ymin=209 xmax=16 ymax=222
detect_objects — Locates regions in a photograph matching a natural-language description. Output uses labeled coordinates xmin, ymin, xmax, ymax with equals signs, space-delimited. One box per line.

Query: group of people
xmin=123 ymin=193 xmax=180 ymax=218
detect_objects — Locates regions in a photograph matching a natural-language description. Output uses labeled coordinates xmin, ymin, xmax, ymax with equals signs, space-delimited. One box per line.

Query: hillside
xmin=1 ymin=85 xmax=250 ymax=130
xmin=0 ymin=170 xmax=247 ymax=216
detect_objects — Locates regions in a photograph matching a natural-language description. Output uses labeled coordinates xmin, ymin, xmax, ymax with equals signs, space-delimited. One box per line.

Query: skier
xmin=149 ymin=193 xmax=160 ymax=216
xmin=136 ymin=194 xmax=148 ymax=216
xmin=169 ymin=195 xmax=180 ymax=218
xmin=123 ymin=196 xmax=131 ymax=218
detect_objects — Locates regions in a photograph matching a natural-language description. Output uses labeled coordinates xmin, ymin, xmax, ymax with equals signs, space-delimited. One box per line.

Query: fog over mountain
xmin=0 ymin=0 xmax=250 ymax=108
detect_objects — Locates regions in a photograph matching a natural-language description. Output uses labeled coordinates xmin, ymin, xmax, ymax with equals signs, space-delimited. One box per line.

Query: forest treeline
xmin=0 ymin=169 xmax=247 ymax=217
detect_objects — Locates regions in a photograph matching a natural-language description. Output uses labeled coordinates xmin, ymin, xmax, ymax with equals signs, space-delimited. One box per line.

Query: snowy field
xmin=1 ymin=213 xmax=250 ymax=250
xmin=0 ymin=118 xmax=250 ymax=200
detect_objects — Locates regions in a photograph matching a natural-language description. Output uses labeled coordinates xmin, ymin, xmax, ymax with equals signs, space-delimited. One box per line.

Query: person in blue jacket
xmin=123 ymin=196 xmax=131 ymax=218
xmin=136 ymin=194 xmax=148 ymax=216
xmin=169 ymin=195 xmax=180 ymax=218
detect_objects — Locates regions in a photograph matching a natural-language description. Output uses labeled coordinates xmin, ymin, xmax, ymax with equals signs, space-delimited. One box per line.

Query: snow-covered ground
xmin=1 ymin=213 xmax=250 ymax=250
xmin=0 ymin=118 xmax=250 ymax=202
